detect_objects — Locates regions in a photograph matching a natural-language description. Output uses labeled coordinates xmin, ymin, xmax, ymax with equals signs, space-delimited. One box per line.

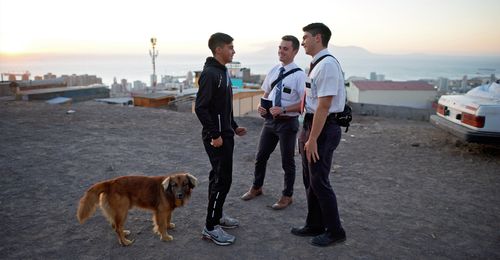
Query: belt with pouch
xmin=304 ymin=112 xmax=339 ymax=122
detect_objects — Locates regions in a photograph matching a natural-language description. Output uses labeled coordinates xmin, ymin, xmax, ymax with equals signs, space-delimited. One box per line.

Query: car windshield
xmin=466 ymin=82 xmax=500 ymax=99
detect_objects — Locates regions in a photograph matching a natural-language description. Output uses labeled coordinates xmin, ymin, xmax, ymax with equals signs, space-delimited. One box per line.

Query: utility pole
xmin=149 ymin=37 xmax=158 ymax=93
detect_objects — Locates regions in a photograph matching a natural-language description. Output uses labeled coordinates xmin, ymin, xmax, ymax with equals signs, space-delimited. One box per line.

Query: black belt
xmin=304 ymin=113 xmax=338 ymax=122
xmin=272 ymin=115 xmax=298 ymax=121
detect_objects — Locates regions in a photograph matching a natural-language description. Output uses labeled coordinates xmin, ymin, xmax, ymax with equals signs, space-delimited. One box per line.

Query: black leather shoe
xmin=291 ymin=226 xmax=324 ymax=237
xmin=310 ymin=230 xmax=346 ymax=247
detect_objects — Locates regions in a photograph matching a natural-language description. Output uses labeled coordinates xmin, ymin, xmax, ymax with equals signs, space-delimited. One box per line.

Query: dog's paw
xmin=153 ymin=226 xmax=159 ymax=235
xmin=161 ymin=234 xmax=173 ymax=241
xmin=120 ymin=238 xmax=134 ymax=246
xmin=168 ymin=223 xmax=175 ymax=229
xmin=123 ymin=230 xmax=131 ymax=236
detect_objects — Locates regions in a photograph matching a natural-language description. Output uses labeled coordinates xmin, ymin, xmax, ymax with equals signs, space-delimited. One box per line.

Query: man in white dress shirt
xmin=241 ymin=35 xmax=306 ymax=210
xmin=290 ymin=23 xmax=347 ymax=247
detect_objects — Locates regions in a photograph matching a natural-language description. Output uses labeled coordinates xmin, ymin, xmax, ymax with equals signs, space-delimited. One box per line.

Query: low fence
xmin=189 ymin=89 xmax=264 ymax=117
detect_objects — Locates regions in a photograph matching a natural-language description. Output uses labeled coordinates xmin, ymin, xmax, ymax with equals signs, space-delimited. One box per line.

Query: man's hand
xmin=269 ymin=106 xmax=283 ymax=117
xmin=235 ymin=127 xmax=247 ymax=136
xmin=211 ymin=136 xmax=223 ymax=147
xmin=258 ymin=105 xmax=267 ymax=116
xmin=304 ymin=138 xmax=320 ymax=163
xmin=304 ymin=96 xmax=332 ymax=163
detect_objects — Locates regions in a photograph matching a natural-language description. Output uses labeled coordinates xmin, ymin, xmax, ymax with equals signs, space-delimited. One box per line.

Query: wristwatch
xmin=282 ymin=107 xmax=287 ymax=114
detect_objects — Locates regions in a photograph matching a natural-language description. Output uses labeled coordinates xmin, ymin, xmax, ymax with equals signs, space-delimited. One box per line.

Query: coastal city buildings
xmin=370 ymin=71 xmax=385 ymax=81
xmin=0 ymin=63 xmax=497 ymax=120
xmin=62 ymin=74 xmax=103 ymax=87
xmin=431 ymin=74 xmax=497 ymax=94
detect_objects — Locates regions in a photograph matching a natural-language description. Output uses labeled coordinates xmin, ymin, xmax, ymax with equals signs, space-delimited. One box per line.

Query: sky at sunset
xmin=1 ymin=0 xmax=499 ymax=57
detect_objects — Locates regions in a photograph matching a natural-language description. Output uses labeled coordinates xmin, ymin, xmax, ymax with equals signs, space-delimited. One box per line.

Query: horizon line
xmin=2 ymin=45 xmax=500 ymax=59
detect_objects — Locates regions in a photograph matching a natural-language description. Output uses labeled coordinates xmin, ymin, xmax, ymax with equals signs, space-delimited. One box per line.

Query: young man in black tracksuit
xmin=195 ymin=32 xmax=247 ymax=246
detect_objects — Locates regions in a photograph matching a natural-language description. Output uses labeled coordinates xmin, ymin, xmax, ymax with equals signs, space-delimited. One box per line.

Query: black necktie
xmin=274 ymin=67 xmax=285 ymax=107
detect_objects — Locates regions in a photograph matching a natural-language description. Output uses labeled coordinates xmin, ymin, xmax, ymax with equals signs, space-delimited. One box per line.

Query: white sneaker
xmin=219 ymin=214 xmax=239 ymax=229
xmin=202 ymin=225 xmax=235 ymax=246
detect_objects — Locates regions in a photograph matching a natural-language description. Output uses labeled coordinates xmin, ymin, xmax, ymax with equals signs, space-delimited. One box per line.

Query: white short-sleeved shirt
xmin=305 ymin=49 xmax=346 ymax=114
xmin=261 ymin=62 xmax=306 ymax=117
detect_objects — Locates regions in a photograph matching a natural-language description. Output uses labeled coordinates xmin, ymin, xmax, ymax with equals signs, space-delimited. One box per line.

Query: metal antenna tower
xmin=149 ymin=37 xmax=158 ymax=93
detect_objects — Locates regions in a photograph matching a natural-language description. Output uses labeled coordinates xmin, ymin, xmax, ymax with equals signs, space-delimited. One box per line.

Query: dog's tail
xmin=77 ymin=181 xmax=108 ymax=224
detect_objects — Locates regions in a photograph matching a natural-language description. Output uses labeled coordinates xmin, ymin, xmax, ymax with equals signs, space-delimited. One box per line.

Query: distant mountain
xmin=241 ymin=42 xmax=500 ymax=62
xmin=239 ymin=43 xmax=373 ymax=59
xmin=331 ymin=45 xmax=374 ymax=57
xmin=237 ymin=43 xmax=378 ymax=67
xmin=233 ymin=42 xmax=500 ymax=80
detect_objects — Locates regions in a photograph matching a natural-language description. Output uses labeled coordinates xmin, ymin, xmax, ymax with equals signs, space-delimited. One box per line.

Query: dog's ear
xmin=162 ymin=177 xmax=171 ymax=191
xmin=185 ymin=173 xmax=198 ymax=189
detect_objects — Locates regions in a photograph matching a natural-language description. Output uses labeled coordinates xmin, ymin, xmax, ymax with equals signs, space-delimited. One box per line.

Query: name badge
xmin=283 ymin=87 xmax=291 ymax=94
xmin=305 ymin=77 xmax=312 ymax=97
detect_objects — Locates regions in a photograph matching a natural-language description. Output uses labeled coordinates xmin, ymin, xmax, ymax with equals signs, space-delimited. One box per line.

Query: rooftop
xmin=18 ymin=84 xmax=107 ymax=95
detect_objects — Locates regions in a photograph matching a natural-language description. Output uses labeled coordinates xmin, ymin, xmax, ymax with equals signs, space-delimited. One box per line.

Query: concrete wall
xmin=232 ymin=91 xmax=263 ymax=117
xmin=359 ymin=90 xmax=436 ymax=109
xmin=346 ymin=83 xmax=360 ymax=103
xmin=347 ymin=83 xmax=437 ymax=109
xmin=350 ymin=102 xmax=435 ymax=121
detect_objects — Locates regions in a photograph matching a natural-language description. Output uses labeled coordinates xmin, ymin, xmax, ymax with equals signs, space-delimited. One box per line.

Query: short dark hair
xmin=281 ymin=35 xmax=300 ymax=50
xmin=302 ymin=23 xmax=332 ymax=47
xmin=208 ymin=32 xmax=233 ymax=55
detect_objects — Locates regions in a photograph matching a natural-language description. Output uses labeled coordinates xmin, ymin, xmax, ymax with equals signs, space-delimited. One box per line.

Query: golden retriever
xmin=77 ymin=172 xmax=197 ymax=246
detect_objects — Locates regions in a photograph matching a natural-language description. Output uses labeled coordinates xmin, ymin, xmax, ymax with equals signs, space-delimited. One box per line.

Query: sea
xmin=1 ymin=53 xmax=499 ymax=85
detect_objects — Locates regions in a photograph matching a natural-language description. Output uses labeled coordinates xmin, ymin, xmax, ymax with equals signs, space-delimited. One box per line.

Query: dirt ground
xmin=0 ymin=99 xmax=499 ymax=259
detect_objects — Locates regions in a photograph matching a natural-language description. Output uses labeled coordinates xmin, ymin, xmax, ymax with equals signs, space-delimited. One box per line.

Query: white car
xmin=430 ymin=82 xmax=500 ymax=144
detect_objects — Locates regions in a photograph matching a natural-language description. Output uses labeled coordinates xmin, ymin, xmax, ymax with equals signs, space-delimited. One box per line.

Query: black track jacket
xmin=195 ymin=57 xmax=239 ymax=141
